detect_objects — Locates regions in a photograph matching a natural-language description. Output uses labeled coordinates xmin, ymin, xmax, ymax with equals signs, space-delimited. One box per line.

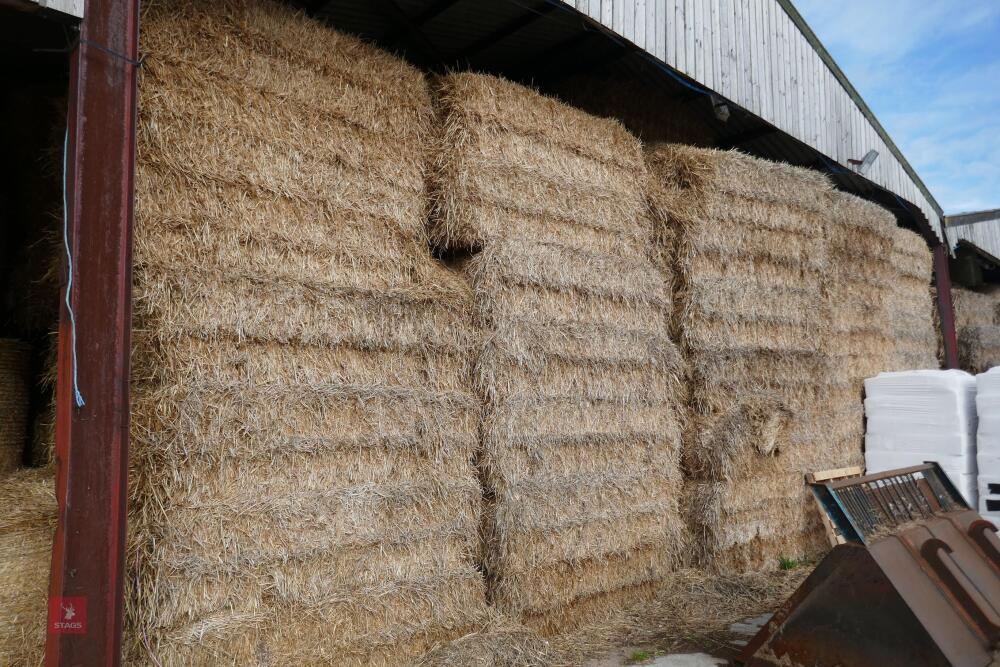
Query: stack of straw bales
xmin=953 ymin=287 xmax=1000 ymax=372
xmin=886 ymin=226 xmax=939 ymax=370
xmin=131 ymin=2 xmax=498 ymax=663
xmin=0 ymin=467 xmax=56 ymax=665
xmin=0 ymin=339 xmax=30 ymax=472
xmin=952 ymin=286 xmax=1000 ymax=329
xmin=431 ymin=72 xmax=686 ymax=634
xmin=825 ymin=193 xmax=895 ymax=387
xmin=646 ymin=144 xmax=837 ymax=571
xmin=820 ymin=193 xmax=895 ymax=471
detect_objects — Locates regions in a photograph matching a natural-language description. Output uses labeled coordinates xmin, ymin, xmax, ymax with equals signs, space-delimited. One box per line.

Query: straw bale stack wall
xmin=647 ymin=144 xmax=852 ymax=570
xmin=825 ymin=193 xmax=895 ymax=384
xmin=952 ymin=287 xmax=1000 ymax=373
xmin=952 ymin=287 xmax=1000 ymax=329
xmin=130 ymin=2 xmax=493 ymax=664
xmin=820 ymin=192 xmax=894 ymax=470
xmin=885 ymin=226 xmax=939 ymax=371
xmin=958 ymin=325 xmax=1000 ymax=373
xmin=647 ymin=146 xmax=941 ymax=570
xmin=431 ymin=72 xmax=686 ymax=635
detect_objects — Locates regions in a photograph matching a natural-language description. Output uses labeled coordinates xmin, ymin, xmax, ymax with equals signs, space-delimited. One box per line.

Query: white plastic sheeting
xmin=864 ymin=370 xmax=978 ymax=506
xmin=976 ymin=368 xmax=1000 ymax=524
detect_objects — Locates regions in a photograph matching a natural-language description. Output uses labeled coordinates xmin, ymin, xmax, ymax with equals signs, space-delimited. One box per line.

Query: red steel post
xmin=933 ymin=243 xmax=960 ymax=370
xmin=45 ymin=0 xmax=139 ymax=665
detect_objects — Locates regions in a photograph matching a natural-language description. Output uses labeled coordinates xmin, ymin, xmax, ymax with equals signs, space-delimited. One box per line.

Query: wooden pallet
xmin=806 ymin=465 xmax=865 ymax=547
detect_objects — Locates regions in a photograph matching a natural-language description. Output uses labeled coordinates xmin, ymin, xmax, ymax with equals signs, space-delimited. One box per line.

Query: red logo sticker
xmin=49 ymin=597 xmax=87 ymax=635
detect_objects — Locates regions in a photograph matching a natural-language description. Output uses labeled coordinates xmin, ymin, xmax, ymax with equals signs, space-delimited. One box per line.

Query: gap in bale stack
xmin=549 ymin=74 xmax=718 ymax=148
xmin=0 ymin=55 xmax=66 ymax=665
xmin=429 ymin=71 xmax=687 ymax=649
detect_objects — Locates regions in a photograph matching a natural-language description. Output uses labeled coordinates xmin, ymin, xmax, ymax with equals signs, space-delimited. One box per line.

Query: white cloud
xmin=794 ymin=0 xmax=1000 ymax=213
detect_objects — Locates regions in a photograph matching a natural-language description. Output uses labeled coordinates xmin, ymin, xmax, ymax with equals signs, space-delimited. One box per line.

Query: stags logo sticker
xmin=49 ymin=597 xmax=87 ymax=634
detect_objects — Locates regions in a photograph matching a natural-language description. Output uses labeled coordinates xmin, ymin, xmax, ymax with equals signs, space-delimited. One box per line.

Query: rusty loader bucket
xmin=740 ymin=463 xmax=1000 ymax=667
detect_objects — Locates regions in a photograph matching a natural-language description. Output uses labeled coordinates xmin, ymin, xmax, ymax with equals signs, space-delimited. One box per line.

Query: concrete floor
xmin=582 ymin=651 xmax=725 ymax=666
xmin=580 ymin=613 xmax=771 ymax=666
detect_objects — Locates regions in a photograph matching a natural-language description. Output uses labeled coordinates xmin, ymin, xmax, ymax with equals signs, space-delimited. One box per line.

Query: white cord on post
xmin=62 ymin=127 xmax=85 ymax=408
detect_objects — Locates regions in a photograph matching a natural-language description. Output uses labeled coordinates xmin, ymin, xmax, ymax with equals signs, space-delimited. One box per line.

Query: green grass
xmin=626 ymin=650 xmax=651 ymax=664
xmin=778 ymin=555 xmax=800 ymax=570
xmin=626 ymin=649 xmax=667 ymax=664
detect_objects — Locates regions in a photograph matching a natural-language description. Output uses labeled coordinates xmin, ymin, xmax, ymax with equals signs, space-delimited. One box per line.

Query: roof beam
xmin=716 ymin=125 xmax=779 ymax=149
xmin=380 ymin=0 xmax=461 ymax=46
xmin=454 ymin=3 xmax=553 ymax=62
xmin=946 ymin=209 xmax=1000 ymax=228
xmin=512 ymin=31 xmax=626 ymax=85
xmin=372 ymin=0 xmax=444 ymax=64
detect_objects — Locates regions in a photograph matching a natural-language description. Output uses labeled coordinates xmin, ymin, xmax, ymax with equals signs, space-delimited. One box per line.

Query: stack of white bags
xmin=864 ymin=370 xmax=979 ymax=506
xmin=977 ymin=368 xmax=1000 ymax=523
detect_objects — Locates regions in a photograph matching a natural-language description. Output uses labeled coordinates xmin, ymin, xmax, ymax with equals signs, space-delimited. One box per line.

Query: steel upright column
xmin=45 ymin=0 xmax=139 ymax=665
xmin=933 ymin=243 xmax=960 ymax=369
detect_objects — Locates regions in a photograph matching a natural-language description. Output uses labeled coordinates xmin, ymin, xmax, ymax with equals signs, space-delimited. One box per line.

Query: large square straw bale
xmin=431 ymin=72 xmax=686 ymax=634
xmin=130 ymin=2 xmax=509 ymax=664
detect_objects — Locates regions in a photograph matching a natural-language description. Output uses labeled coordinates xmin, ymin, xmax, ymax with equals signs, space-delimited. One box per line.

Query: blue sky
xmin=794 ymin=0 xmax=1000 ymax=214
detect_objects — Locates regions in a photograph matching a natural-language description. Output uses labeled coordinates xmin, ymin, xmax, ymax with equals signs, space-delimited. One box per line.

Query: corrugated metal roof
xmin=947 ymin=210 xmax=1000 ymax=267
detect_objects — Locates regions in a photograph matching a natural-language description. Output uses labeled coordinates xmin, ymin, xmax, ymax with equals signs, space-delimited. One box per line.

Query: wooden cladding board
xmin=565 ymin=0 xmax=943 ymax=242
xmin=5 ymin=0 xmax=83 ymax=17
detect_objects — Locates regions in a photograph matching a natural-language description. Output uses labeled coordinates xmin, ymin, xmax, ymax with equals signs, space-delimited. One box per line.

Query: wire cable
xmin=61 ymin=128 xmax=85 ymax=408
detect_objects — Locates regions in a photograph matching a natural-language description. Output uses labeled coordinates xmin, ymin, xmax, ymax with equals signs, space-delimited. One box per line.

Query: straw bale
xmin=958 ymin=325 xmax=1000 ymax=374
xmin=431 ymin=73 xmax=685 ymax=633
xmin=430 ymin=73 xmax=648 ymax=258
xmin=647 ymin=143 xmax=832 ymax=216
xmin=704 ymin=532 xmax=827 ymax=573
xmin=646 ymin=147 xmax=830 ymax=409
xmin=824 ymin=191 xmax=895 ymax=368
xmin=411 ymin=614 xmax=550 ymax=667
xmin=131 ymin=2 xmax=498 ymax=664
xmin=133 ymin=269 xmax=474 ymax=358
xmin=0 ymin=339 xmax=31 ymax=473
xmin=686 ymin=477 xmax=826 ymax=572
xmin=0 ymin=467 xmax=56 ymax=666
xmin=646 ymin=143 xmax=863 ymax=571
xmin=952 ymin=286 xmax=1000 ymax=329
xmin=520 ymin=582 xmax=662 ymax=637
xmin=885 ymin=226 xmax=938 ymax=370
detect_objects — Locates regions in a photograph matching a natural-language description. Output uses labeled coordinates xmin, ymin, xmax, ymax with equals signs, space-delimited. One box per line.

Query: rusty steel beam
xmin=45 ymin=0 xmax=139 ymax=664
xmin=933 ymin=243 xmax=960 ymax=370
